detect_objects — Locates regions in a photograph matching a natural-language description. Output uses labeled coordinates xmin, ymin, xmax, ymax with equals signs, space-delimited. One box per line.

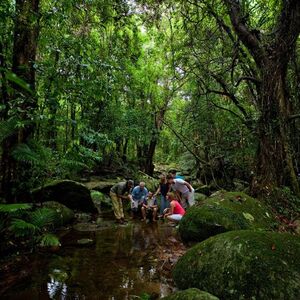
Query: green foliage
xmin=0 ymin=117 xmax=32 ymax=144
xmin=29 ymin=208 xmax=57 ymax=230
xmin=264 ymin=187 xmax=300 ymax=221
xmin=4 ymin=70 xmax=33 ymax=94
xmin=0 ymin=203 xmax=32 ymax=213
xmin=12 ymin=142 xmax=52 ymax=166
xmin=1 ymin=0 xmax=300 ymax=210
xmin=0 ymin=204 xmax=60 ymax=252
xmin=139 ymin=293 xmax=151 ymax=300
xmin=9 ymin=218 xmax=38 ymax=237
xmin=39 ymin=233 xmax=61 ymax=247
xmin=9 ymin=207 xmax=56 ymax=238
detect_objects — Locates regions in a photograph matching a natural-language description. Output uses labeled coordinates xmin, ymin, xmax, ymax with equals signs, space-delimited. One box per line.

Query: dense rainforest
xmin=1 ymin=0 xmax=300 ymax=299
xmin=1 ymin=0 xmax=300 ymax=199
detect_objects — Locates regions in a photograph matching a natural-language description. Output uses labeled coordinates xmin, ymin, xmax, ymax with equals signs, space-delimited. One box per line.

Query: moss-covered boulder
xmin=194 ymin=193 xmax=207 ymax=203
xmin=32 ymin=180 xmax=97 ymax=213
xmin=173 ymin=230 xmax=300 ymax=300
xmin=90 ymin=190 xmax=112 ymax=212
xmin=43 ymin=201 xmax=74 ymax=227
xmin=179 ymin=191 xmax=275 ymax=242
xmin=194 ymin=185 xmax=210 ymax=196
xmin=162 ymin=288 xmax=219 ymax=300
xmin=84 ymin=177 xmax=116 ymax=193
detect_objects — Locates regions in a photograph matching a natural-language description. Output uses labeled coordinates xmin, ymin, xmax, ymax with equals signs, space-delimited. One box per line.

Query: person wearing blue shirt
xmin=141 ymin=191 xmax=158 ymax=222
xmin=131 ymin=181 xmax=148 ymax=217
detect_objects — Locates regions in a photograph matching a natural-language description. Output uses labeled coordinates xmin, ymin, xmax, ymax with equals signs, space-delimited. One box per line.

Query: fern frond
xmin=0 ymin=218 xmax=6 ymax=233
xmin=9 ymin=218 xmax=38 ymax=237
xmin=60 ymin=158 xmax=88 ymax=171
xmin=12 ymin=143 xmax=41 ymax=165
xmin=0 ymin=117 xmax=31 ymax=144
xmin=29 ymin=208 xmax=56 ymax=229
xmin=12 ymin=140 xmax=54 ymax=167
xmin=0 ymin=203 xmax=32 ymax=213
xmin=39 ymin=233 xmax=61 ymax=247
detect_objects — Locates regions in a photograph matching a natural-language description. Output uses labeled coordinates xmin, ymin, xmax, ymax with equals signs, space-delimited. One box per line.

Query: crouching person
xmin=141 ymin=192 xmax=158 ymax=222
xmin=110 ymin=180 xmax=134 ymax=224
xmin=131 ymin=181 xmax=148 ymax=219
xmin=164 ymin=192 xmax=185 ymax=224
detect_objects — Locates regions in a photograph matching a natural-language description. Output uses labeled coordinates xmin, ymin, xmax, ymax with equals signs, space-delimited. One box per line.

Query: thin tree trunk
xmin=1 ymin=0 xmax=40 ymax=201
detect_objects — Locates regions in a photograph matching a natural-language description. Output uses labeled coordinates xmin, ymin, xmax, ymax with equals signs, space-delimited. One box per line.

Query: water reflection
xmin=3 ymin=222 xmax=179 ymax=300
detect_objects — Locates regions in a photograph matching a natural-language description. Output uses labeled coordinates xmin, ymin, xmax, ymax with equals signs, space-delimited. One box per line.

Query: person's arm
xmin=154 ymin=185 xmax=161 ymax=197
xmin=142 ymin=198 xmax=148 ymax=208
xmin=116 ymin=183 xmax=130 ymax=200
xmin=184 ymin=181 xmax=193 ymax=192
xmin=175 ymin=190 xmax=182 ymax=201
xmin=150 ymin=198 xmax=158 ymax=209
xmin=131 ymin=188 xmax=137 ymax=200
xmin=164 ymin=201 xmax=175 ymax=217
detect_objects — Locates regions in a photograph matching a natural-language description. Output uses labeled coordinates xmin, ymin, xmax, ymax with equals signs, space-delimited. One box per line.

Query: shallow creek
xmin=3 ymin=220 xmax=185 ymax=299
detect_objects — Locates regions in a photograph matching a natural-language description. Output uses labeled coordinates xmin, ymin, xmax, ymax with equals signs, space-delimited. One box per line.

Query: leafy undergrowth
xmin=263 ymin=187 xmax=300 ymax=233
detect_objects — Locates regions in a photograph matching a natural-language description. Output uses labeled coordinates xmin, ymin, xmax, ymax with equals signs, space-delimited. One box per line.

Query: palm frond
xmin=29 ymin=208 xmax=56 ymax=229
xmin=0 ymin=203 xmax=32 ymax=213
xmin=12 ymin=141 xmax=52 ymax=168
xmin=39 ymin=233 xmax=61 ymax=247
xmin=9 ymin=218 xmax=38 ymax=237
xmin=60 ymin=158 xmax=88 ymax=171
xmin=0 ymin=117 xmax=31 ymax=144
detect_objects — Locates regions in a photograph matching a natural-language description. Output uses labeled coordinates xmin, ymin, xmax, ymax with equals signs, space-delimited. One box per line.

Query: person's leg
xmin=180 ymin=195 xmax=188 ymax=209
xmin=110 ymin=192 xmax=122 ymax=222
xmin=187 ymin=189 xmax=195 ymax=207
xmin=152 ymin=207 xmax=158 ymax=221
xmin=141 ymin=207 xmax=146 ymax=220
xmin=160 ymin=195 xmax=164 ymax=215
xmin=160 ymin=195 xmax=168 ymax=215
xmin=167 ymin=214 xmax=182 ymax=223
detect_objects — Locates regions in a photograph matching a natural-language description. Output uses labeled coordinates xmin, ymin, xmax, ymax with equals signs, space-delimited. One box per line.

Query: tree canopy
xmin=1 ymin=0 xmax=300 ymax=200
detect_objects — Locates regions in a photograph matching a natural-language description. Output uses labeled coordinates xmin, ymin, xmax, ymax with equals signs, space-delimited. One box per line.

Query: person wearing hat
xmin=110 ymin=180 xmax=134 ymax=224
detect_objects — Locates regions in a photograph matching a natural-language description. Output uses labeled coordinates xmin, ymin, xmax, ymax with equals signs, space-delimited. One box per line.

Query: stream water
xmin=3 ymin=219 xmax=184 ymax=300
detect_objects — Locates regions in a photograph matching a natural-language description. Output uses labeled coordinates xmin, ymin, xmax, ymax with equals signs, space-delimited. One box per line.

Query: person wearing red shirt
xmin=164 ymin=192 xmax=185 ymax=223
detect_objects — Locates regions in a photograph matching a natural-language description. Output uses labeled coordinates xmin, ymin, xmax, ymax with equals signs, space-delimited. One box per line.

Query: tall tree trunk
xmin=254 ymin=61 xmax=298 ymax=195
xmin=0 ymin=0 xmax=40 ymax=201
xmin=224 ymin=0 xmax=300 ymax=196
xmin=0 ymin=42 xmax=9 ymax=121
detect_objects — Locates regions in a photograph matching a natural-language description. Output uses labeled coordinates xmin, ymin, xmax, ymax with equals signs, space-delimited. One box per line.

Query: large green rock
xmin=179 ymin=191 xmax=275 ymax=242
xmin=173 ymin=230 xmax=300 ymax=300
xmin=32 ymin=180 xmax=97 ymax=213
xmin=84 ymin=177 xmax=116 ymax=193
xmin=194 ymin=193 xmax=207 ymax=203
xmin=42 ymin=201 xmax=74 ymax=227
xmin=162 ymin=288 xmax=219 ymax=300
xmin=90 ymin=190 xmax=112 ymax=212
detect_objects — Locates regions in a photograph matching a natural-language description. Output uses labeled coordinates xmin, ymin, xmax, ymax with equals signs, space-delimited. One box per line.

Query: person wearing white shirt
xmin=166 ymin=175 xmax=195 ymax=209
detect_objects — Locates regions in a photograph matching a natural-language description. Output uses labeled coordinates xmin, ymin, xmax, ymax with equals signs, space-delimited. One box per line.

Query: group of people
xmin=109 ymin=171 xmax=195 ymax=225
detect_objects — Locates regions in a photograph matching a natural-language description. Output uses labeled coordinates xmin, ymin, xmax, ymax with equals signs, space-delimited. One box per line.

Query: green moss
xmin=194 ymin=193 xmax=207 ymax=203
xmin=90 ymin=190 xmax=112 ymax=210
xmin=206 ymin=191 xmax=274 ymax=228
xmin=162 ymin=288 xmax=219 ymax=300
xmin=173 ymin=230 xmax=300 ymax=299
xmin=43 ymin=201 xmax=74 ymax=227
xmin=31 ymin=180 xmax=97 ymax=213
xmin=179 ymin=191 xmax=275 ymax=242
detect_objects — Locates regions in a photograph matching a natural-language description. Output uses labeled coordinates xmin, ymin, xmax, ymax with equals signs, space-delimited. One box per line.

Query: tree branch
xmin=235 ymin=76 xmax=261 ymax=88
xmin=222 ymin=0 xmax=265 ymax=66
xmin=162 ymin=119 xmax=210 ymax=166
xmin=274 ymin=0 xmax=300 ymax=60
